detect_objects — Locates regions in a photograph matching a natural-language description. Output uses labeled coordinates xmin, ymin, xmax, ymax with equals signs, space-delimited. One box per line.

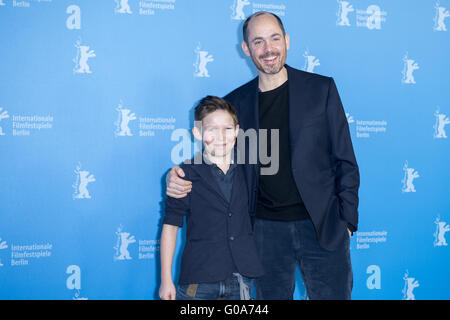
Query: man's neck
xmin=258 ymin=66 xmax=288 ymax=92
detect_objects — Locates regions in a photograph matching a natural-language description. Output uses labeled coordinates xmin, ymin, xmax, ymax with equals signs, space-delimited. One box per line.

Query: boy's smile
xmin=193 ymin=110 xmax=239 ymax=162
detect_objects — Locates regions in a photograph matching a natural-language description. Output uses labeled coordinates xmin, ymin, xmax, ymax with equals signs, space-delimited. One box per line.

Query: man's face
xmin=242 ymin=14 xmax=290 ymax=75
xmin=193 ymin=110 xmax=239 ymax=159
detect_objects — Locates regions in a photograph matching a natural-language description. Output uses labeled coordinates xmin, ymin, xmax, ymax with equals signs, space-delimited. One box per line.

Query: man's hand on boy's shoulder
xmin=166 ymin=166 xmax=192 ymax=198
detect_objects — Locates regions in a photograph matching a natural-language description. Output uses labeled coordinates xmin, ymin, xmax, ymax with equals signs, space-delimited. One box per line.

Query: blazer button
xmin=228 ymin=212 xmax=232 ymax=217
xmin=229 ymin=236 xmax=234 ymax=241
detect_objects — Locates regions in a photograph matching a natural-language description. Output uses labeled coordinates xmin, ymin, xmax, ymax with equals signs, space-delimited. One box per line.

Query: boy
xmin=159 ymin=96 xmax=263 ymax=300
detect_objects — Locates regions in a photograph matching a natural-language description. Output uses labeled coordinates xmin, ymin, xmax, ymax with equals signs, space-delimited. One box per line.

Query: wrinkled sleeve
xmin=163 ymin=165 xmax=191 ymax=228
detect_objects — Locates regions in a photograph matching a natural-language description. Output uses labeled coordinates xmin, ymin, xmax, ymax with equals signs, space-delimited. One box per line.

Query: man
xmin=166 ymin=11 xmax=359 ymax=300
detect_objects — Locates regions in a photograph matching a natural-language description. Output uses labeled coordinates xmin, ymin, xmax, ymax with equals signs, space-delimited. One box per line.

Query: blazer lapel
xmin=189 ymin=161 xmax=229 ymax=205
xmin=237 ymin=77 xmax=260 ymax=179
xmin=237 ymin=77 xmax=259 ymax=132
xmin=286 ymin=64 xmax=310 ymax=150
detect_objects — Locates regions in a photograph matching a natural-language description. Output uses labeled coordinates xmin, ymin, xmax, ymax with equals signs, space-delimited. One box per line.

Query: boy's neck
xmin=204 ymin=153 xmax=232 ymax=174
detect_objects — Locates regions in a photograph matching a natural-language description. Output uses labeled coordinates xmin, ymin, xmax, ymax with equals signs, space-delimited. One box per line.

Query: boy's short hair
xmin=194 ymin=95 xmax=238 ymax=127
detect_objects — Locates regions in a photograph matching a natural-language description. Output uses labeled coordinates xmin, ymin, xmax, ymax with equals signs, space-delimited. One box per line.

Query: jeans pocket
xmin=178 ymin=282 xmax=220 ymax=300
xmin=176 ymin=284 xmax=196 ymax=300
xmin=194 ymin=282 xmax=221 ymax=299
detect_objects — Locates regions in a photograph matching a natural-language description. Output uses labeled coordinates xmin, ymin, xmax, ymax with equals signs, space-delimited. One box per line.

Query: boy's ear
xmin=192 ymin=126 xmax=202 ymax=141
xmin=235 ymin=124 xmax=240 ymax=137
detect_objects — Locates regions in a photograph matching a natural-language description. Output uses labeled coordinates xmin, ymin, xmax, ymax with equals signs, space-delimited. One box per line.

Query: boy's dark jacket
xmin=164 ymin=160 xmax=264 ymax=285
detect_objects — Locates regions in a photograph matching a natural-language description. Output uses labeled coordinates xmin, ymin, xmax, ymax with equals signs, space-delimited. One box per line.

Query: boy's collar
xmin=202 ymin=152 xmax=236 ymax=166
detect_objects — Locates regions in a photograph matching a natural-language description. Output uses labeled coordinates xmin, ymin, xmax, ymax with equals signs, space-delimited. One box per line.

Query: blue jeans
xmin=253 ymin=218 xmax=353 ymax=300
xmin=176 ymin=273 xmax=252 ymax=300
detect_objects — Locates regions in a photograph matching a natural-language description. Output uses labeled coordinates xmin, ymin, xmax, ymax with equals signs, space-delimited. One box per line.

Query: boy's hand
xmin=159 ymin=281 xmax=176 ymax=300
xmin=166 ymin=166 xmax=192 ymax=198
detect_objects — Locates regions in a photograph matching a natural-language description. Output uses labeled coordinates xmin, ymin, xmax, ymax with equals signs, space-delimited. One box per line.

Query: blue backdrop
xmin=0 ymin=0 xmax=449 ymax=300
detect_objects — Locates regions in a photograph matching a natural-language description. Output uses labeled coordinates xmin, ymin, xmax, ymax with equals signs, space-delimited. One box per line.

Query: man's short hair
xmin=243 ymin=11 xmax=286 ymax=43
xmin=194 ymin=95 xmax=238 ymax=127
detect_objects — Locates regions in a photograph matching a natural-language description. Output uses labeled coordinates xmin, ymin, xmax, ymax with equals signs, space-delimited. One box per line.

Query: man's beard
xmin=253 ymin=51 xmax=285 ymax=75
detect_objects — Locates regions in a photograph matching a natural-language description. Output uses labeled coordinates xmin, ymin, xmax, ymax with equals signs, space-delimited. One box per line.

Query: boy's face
xmin=193 ymin=110 xmax=239 ymax=159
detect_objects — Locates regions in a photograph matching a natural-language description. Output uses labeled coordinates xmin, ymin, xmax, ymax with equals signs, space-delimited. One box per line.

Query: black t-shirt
xmin=256 ymin=80 xmax=310 ymax=221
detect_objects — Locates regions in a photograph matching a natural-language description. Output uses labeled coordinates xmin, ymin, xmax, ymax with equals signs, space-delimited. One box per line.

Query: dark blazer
xmin=224 ymin=65 xmax=360 ymax=251
xmin=164 ymin=161 xmax=264 ymax=285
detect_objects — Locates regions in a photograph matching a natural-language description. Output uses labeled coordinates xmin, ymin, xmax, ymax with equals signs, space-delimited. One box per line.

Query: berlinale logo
xmin=302 ymin=49 xmax=320 ymax=73
xmin=72 ymin=163 xmax=96 ymax=199
xmin=73 ymin=39 xmax=96 ymax=74
xmin=401 ymin=53 xmax=419 ymax=85
xmin=194 ymin=43 xmax=214 ymax=78
xmin=434 ymin=215 xmax=450 ymax=247
xmin=114 ymin=101 xmax=136 ymax=137
xmin=0 ymin=237 xmax=7 ymax=267
xmin=434 ymin=107 xmax=450 ymax=139
xmin=402 ymin=270 xmax=419 ymax=300
xmin=113 ymin=225 xmax=136 ymax=261
xmin=401 ymin=161 xmax=419 ymax=193
xmin=230 ymin=0 xmax=250 ymax=20
xmin=0 ymin=107 xmax=9 ymax=136
xmin=434 ymin=1 xmax=450 ymax=31
xmin=115 ymin=0 xmax=132 ymax=14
